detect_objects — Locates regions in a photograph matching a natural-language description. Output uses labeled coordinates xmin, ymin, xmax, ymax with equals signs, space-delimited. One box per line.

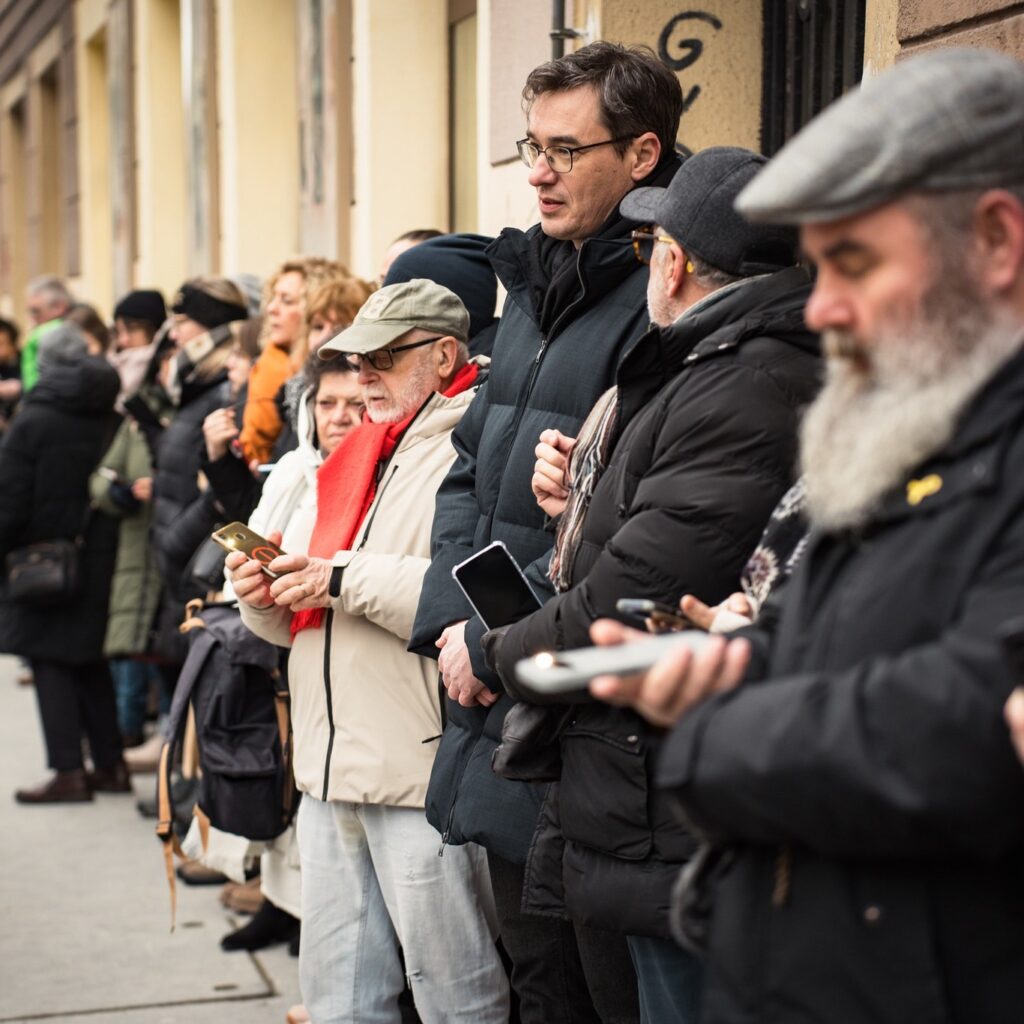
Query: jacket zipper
xmin=439 ymin=255 xmax=595 ymax=853
xmin=320 ymin=607 xmax=335 ymax=801
xmin=490 ymin=250 xmax=591 ymax=515
xmin=318 ymin=463 xmax=400 ymax=800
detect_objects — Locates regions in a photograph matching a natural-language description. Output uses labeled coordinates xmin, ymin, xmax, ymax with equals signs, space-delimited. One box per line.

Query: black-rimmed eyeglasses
xmin=516 ymin=136 xmax=633 ymax=174
xmin=343 ymin=336 xmax=443 ymax=372
xmin=630 ymin=229 xmax=676 ymax=265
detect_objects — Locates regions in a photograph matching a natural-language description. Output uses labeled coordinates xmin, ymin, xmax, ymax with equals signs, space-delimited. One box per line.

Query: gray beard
xmin=801 ymin=304 xmax=1022 ymax=533
xmin=364 ymin=356 xmax=438 ymax=424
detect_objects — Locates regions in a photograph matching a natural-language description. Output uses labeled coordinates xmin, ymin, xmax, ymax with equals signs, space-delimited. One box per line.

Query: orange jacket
xmin=239 ymin=344 xmax=292 ymax=465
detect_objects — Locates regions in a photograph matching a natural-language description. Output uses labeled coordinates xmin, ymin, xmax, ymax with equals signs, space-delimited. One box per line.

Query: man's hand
xmin=437 ymin=620 xmax=499 ymax=707
xmin=226 ymin=530 xmax=286 ymax=610
xmin=131 ymin=476 xmax=153 ymax=503
xmin=680 ymin=592 xmax=754 ymax=633
xmin=203 ymin=407 xmax=239 ymax=462
xmin=586 ymin=618 xmax=750 ymax=728
xmin=267 ymin=553 xmax=334 ymax=611
xmin=0 ymin=379 xmax=22 ymax=401
xmin=532 ymin=429 xmax=576 ymax=519
xmin=1005 ymin=688 xmax=1024 ymax=765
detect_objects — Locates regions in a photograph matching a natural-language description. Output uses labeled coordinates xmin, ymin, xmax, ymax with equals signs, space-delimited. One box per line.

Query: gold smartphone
xmin=211 ymin=521 xmax=286 ymax=578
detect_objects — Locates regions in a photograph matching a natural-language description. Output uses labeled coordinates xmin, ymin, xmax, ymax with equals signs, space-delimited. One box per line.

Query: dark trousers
xmin=32 ymin=658 xmax=122 ymax=772
xmin=488 ymin=850 xmax=640 ymax=1024
xmin=627 ymin=935 xmax=702 ymax=1024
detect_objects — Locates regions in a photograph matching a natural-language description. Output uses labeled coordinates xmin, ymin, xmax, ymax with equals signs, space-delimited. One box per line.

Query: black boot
xmin=221 ymin=901 xmax=299 ymax=951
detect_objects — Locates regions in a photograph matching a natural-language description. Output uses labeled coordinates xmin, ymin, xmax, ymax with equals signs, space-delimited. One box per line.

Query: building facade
xmin=0 ymin=0 xmax=1020 ymax=322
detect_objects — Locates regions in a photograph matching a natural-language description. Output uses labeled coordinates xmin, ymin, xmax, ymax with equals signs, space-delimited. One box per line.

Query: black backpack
xmin=156 ymin=601 xmax=297 ymax=924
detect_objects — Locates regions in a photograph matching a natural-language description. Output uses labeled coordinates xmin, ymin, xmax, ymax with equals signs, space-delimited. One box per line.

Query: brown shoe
xmin=87 ymin=761 xmax=133 ymax=793
xmin=15 ymin=769 xmax=92 ymax=804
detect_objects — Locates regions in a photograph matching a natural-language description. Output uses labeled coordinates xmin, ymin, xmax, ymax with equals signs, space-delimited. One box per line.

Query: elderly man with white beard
xmin=227 ymin=280 xmax=508 ymax=1024
xmin=585 ymin=48 xmax=1024 ymax=1024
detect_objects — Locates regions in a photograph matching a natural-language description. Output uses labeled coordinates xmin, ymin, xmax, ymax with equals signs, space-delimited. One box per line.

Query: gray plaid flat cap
xmin=737 ymin=48 xmax=1024 ymax=224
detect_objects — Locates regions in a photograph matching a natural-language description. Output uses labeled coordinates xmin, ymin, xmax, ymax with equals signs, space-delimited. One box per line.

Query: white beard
xmin=363 ymin=356 xmax=438 ymax=424
xmin=801 ymin=291 xmax=1023 ymax=532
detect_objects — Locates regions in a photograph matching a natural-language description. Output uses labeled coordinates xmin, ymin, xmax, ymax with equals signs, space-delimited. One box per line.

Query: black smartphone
xmin=616 ymin=598 xmax=689 ymax=632
xmin=211 ymin=521 xmax=286 ymax=578
xmin=451 ymin=541 xmax=543 ymax=631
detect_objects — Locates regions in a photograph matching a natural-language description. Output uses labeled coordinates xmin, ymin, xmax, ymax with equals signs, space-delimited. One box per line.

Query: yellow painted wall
xmin=133 ymin=0 xmax=187 ymax=301
xmin=351 ymin=0 xmax=448 ymax=280
xmin=74 ymin=0 xmax=113 ymax=313
xmin=216 ymin=0 xmax=300 ymax=279
xmin=597 ymin=0 xmax=762 ymax=153
xmin=864 ymin=0 xmax=900 ymax=75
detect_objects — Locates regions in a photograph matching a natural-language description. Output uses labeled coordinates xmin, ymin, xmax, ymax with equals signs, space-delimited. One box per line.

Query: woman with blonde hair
xmin=238 ymin=257 xmax=347 ymax=466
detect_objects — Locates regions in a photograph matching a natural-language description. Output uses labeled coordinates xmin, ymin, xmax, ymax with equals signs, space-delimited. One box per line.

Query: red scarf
xmin=291 ymin=362 xmax=479 ymax=637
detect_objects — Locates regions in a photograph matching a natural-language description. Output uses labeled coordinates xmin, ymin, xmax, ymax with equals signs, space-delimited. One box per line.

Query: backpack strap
xmin=155 ymin=621 xmax=219 ymax=930
xmin=272 ymin=669 xmax=297 ymax=828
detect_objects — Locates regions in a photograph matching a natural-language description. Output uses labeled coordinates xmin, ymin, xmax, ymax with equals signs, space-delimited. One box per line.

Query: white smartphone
xmin=451 ymin=540 xmax=543 ymax=631
xmin=515 ymin=630 xmax=714 ymax=695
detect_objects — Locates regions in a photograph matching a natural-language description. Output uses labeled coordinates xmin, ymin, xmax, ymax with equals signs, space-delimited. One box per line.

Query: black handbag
xmin=4 ymin=503 xmax=94 ymax=607
xmin=5 ymin=537 xmax=83 ymax=606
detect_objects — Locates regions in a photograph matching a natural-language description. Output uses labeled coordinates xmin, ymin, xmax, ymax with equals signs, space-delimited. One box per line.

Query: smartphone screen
xmin=452 ymin=541 xmax=543 ymax=631
xmin=211 ymin=522 xmax=286 ymax=578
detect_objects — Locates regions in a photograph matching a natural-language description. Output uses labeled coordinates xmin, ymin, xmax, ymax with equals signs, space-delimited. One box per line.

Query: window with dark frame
xmin=761 ymin=0 xmax=866 ymax=157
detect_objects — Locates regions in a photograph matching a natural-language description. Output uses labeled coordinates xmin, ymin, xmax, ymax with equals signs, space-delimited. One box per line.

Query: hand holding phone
xmin=452 ymin=541 xmax=543 ymax=631
xmin=211 ymin=522 xmax=287 ymax=578
xmin=585 ymin=618 xmax=751 ymax=728
xmin=616 ymin=598 xmax=689 ymax=633
xmin=515 ymin=629 xmax=713 ymax=695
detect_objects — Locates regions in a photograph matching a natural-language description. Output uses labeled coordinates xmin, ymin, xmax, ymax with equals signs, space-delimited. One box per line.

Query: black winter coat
xmin=0 ymin=357 xmax=120 ymax=664
xmin=658 ymin=349 xmax=1024 ymax=1024
xmin=490 ymin=268 xmax=821 ymax=937
xmin=409 ymin=158 xmax=681 ymax=862
xmin=152 ymin=374 xmax=231 ymax=605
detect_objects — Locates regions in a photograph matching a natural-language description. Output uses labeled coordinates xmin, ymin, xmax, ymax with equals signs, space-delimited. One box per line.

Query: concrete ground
xmin=0 ymin=654 xmax=302 ymax=1024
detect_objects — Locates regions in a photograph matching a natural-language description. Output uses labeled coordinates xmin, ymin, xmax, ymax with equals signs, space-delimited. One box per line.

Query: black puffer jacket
xmin=409 ymin=156 xmax=681 ymax=863
xmin=0 ymin=357 xmax=120 ymax=663
xmin=152 ymin=358 xmax=231 ymax=606
xmin=656 ymin=349 xmax=1024 ymax=1024
xmin=489 ymin=268 xmax=820 ymax=936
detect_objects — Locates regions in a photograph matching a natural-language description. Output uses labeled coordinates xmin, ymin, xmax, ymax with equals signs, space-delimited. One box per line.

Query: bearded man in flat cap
xmin=589 ymin=47 xmax=1024 ymax=1024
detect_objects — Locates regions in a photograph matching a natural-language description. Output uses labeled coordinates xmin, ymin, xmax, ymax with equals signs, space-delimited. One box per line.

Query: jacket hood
xmin=29 ymin=355 xmax=120 ymax=416
xmin=295 ymin=383 xmax=323 ymax=474
xmin=665 ymin=266 xmax=818 ymax=358
xmin=615 ymin=266 xmax=819 ymax=424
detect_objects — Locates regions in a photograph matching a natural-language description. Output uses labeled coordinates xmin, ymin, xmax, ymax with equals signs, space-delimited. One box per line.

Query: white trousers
xmin=296 ymin=795 xmax=509 ymax=1024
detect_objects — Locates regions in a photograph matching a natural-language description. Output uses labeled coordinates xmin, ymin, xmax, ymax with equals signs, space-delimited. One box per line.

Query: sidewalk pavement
xmin=0 ymin=655 xmax=301 ymax=1024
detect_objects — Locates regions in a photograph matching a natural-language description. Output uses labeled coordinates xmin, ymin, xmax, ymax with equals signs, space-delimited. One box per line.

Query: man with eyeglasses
xmin=228 ymin=279 xmax=508 ymax=1023
xmin=408 ymin=40 xmax=683 ymax=1023
xmin=484 ymin=145 xmax=819 ymax=1022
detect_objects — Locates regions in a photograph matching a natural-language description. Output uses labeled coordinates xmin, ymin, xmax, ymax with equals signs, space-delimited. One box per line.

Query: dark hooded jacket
xmin=656 ymin=348 xmax=1024 ymax=1024
xmin=409 ymin=157 xmax=682 ymax=862
xmin=151 ymin=330 xmax=232 ymax=606
xmin=488 ymin=267 xmax=820 ymax=936
xmin=0 ymin=356 xmax=120 ymax=663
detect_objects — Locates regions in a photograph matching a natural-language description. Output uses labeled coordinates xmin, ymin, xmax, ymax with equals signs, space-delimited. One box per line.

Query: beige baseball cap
xmin=319 ymin=278 xmax=469 ymax=358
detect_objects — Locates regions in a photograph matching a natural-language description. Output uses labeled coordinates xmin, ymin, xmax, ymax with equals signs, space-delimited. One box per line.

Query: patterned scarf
xmin=548 ymin=385 xmax=619 ymax=591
